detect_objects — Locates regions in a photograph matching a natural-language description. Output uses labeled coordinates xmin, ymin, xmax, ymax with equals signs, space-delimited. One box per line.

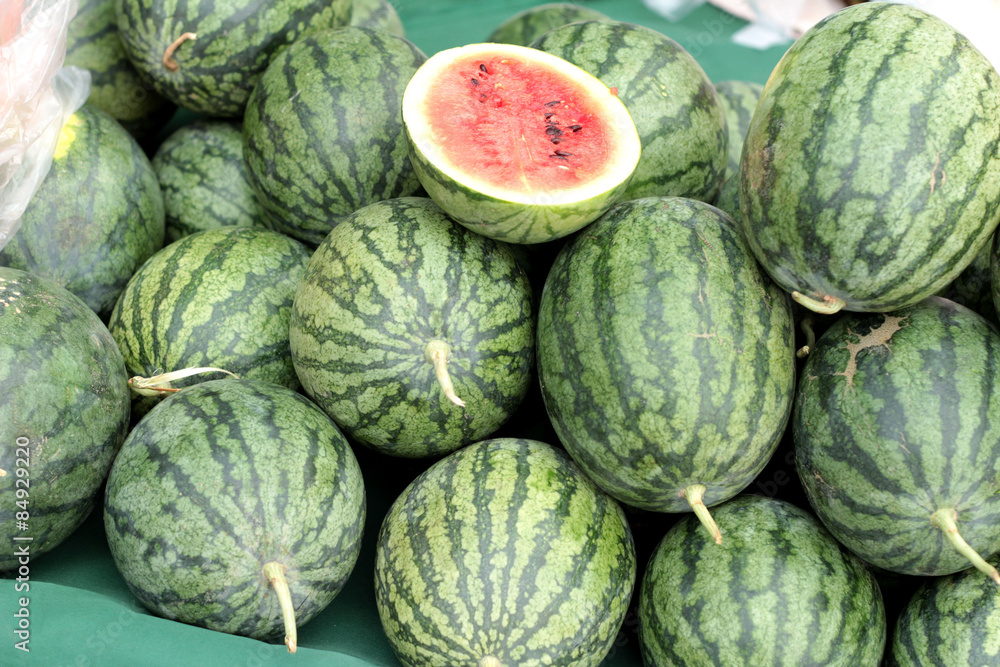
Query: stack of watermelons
xmin=5 ymin=0 xmax=1000 ymax=664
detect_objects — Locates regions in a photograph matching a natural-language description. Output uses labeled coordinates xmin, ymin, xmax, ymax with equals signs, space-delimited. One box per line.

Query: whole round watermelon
xmin=639 ymin=494 xmax=886 ymax=666
xmin=0 ymin=105 xmax=165 ymax=318
xmin=740 ymin=2 xmax=1000 ymax=314
xmin=0 ymin=268 xmax=130 ymax=570
xmin=108 ymin=226 xmax=311 ymax=415
xmin=104 ymin=378 xmax=365 ymax=650
xmin=889 ymin=554 xmax=1000 ymax=666
xmin=114 ymin=0 xmax=351 ymax=115
xmin=243 ymin=26 xmax=427 ymax=246
xmin=289 ymin=197 xmax=534 ymax=458
xmin=375 ymin=437 xmax=636 ymax=667
xmin=794 ymin=296 xmax=1000 ymax=581
xmin=151 ymin=120 xmax=268 ymax=243
xmin=65 ymin=0 xmax=175 ymax=139
xmin=537 ymin=197 xmax=795 ymax=538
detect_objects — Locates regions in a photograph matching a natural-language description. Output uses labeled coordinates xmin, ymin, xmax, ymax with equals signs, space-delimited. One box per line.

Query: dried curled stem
xmin=162 ymin=32 xmax=197 ymax=72
xmin=128 ymin=367 xmax=239 ymax=397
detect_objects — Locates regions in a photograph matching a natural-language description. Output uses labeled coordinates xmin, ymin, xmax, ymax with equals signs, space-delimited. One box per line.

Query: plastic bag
xmin=0 ymin=0 xmax=90 ymax=251
xmin=642 ymin=0 xmax=708 ymax=22
xmin=643 ymin=0 xmax=843 ymax=50
xmin=729 ymin=0 xmax=808 ymax=50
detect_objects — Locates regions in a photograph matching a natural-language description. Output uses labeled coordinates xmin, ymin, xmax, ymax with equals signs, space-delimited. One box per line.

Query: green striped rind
xmin=638 ymin=495 xmax=886 ymax=666
xmin=375 ymin=438 xmax=636 ymax=667
xmin=349 ymin=0 xmax=404 ymax=36
xmin=740 ymin=2 xmax=1000 ymax=313
xmin=0 ymin=105 xmax=165 ymax=318
xmin=532 ymin=20 xmax=729 ymax=203
xmin=716 ymin=80 xmax=763 ymax=181
xmin=713 ymin=80 xmax=763 ymax=219
xmin=405 ymin=135 xmax=632 ymax=244
xmin=243 ymin=27 xmax=426 ymax=246
xmin=107 ymin=227 xmax=311 ymax=415
xmin=152 ymin=120 xmax=268 ymax=243
xmin=65 ymin=0 xmax=174 ymax=139
xmin=289 ymin=197 xmax=534 ymax=458
xmin=486 ymin=3 xmax=609 ymax=46
xmin=103 ymin=378 xmax=365 ymax=640
xmin=0 ymin=269 xmax=130 ymax=570
xmin=793 ymin=297 xmax=1000 ymax=576
xmin=114 ymin=0 xmax=351 ymax=116
xmin=537 ymin=197 xmax=795 ymax=512
xmin=889 ymin=555 xmax=1000 ymax=666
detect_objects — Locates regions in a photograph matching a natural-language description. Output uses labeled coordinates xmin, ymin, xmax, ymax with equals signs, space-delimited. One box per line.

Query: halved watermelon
xmin=402 ymin=43 xmax=640 ymax=244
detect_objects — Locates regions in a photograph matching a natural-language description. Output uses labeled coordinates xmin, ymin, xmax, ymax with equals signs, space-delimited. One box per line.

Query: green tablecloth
xmin=0 ymin=2 xmax=790 ymax=664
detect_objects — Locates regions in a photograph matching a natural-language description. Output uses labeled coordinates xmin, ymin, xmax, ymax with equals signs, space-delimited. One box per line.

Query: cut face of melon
xmin=402 ymin=43 xmax=641 ymax=244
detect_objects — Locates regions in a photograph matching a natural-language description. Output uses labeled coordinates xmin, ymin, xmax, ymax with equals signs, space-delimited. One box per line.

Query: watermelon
xmin=243 ymin=27 xmax=427 ymax=247
xmin=0 ymin=105 xmax=165 ymax=318
xmin=740 ymin=2 xmax=1000 ymax=315
xmin=374 ymin=437 xmax=636 ymax=666
xmin=712 ymin=80 xmax=763 ymax=219
xmin=65 ymin=0 xmax=175 ymax=140
xmin=537 ymin=197 xmax=795 ymax=539
xmin=104 ymin=378 xmax=365 ymax=650
xmin=889 ymin=555 xmax=1000 ymax=666
xmin=349 ymin=0 xmax=404 ymax=37
xmin=794 ymin=297 xmax=1000 ymax=582
xmin=532 ymin=20 xmax=729 ymax=204
xmin=487 ymin=3 xmax=610 ymax=46
xmin=114 ymin=0 xmax=351 ymax=116
xmin=107 ymin=226 xmax=311 ymax=416
xmin=151 ymin=120 xmax=268 ymax=243
xmin=402 ymin=42 xmax=640 ymax=244
xmin=289 ymin=197 xmax=534 ymax=458
xmin=0 ymin=268 xmax=130 ymax=570
xmin=639 ymin=494 xmax=886 ymax=666
xmin=716 ymin=80 xmax=763 ymax=182
xmin=936 ymin=233 xmax=995 ymax=323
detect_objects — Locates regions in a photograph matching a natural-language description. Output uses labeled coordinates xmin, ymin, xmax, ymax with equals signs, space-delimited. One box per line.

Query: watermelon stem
xmin=680 ymin=484 xmax=722 ymax=545
xmin=477 ymin=657 xmax=502 ymax=667
xmin=425 ymin=340 xmax=466 ymax=407
xmin=162 ymin=32 xmax=198 ymax=72
xmin=262 ymin=561 xmax=298 ymax=653
xmin=791 ymin=291 xmax=846 ymax=315
xmin=128 ymin=367 xmax=239 ymax=397
xmin=796 ymin=317 xmax=816 ymax=358
xmin=930 ymin=508 xmax=1000 ymax=585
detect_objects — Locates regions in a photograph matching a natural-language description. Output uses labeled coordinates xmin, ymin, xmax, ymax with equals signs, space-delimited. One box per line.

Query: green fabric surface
xmin=0 ymin=1 xmax=789 ymax=664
